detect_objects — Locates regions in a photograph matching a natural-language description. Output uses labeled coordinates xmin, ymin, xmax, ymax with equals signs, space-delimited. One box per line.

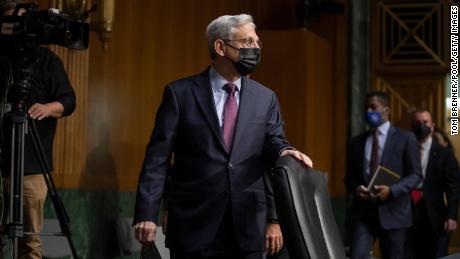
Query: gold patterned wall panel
xmin=372 ymin=0 xmax=448 ymax=130
xmin=375 ymin=76 xmax=445 ymax=130
xmin=374 ymin=0 xmax=449 ymax=74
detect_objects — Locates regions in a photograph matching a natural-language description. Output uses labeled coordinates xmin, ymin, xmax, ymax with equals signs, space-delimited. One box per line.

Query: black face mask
xmin=412 ymin=123 xmax=431 ymax=140
xmin=225 ymin=44 xmax=261 ymax=76
xmin=233 ymin=48 xmax=261 ymax=76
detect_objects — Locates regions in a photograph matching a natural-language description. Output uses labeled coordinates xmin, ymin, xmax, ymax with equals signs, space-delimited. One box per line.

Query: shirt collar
xmin=421 ymin=136 xmax=432 ymax=151
xmin=209 ymin=66 xmax=242 ymax=92
xmin=376 ymin=121 xmax=391 ymax=136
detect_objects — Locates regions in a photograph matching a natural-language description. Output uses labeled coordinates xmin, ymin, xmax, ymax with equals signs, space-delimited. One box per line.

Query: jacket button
xmin=228 ymin=163 xmax=233 ymax=169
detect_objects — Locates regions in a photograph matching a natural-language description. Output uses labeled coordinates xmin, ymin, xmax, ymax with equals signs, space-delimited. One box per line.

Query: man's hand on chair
xmin=280 ymin=149 xmax=313 ymax=168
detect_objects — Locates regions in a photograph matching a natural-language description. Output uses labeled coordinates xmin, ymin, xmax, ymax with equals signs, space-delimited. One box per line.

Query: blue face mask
xmin=365 ymin=112 xmax=382 ymax=128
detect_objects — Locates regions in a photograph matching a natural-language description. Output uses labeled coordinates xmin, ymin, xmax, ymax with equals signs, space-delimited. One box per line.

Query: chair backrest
xmin=271 ymin=156 xmax=346 ymax=259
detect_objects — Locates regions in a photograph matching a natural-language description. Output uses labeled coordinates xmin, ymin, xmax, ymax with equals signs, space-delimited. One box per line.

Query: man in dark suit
xmin=133 ymin=14 xmax=312 ymax=259
xmin=408 ymin=109 xmax=460 ymax=259
xmin=345 ymin=91 xmax=422 ymax=259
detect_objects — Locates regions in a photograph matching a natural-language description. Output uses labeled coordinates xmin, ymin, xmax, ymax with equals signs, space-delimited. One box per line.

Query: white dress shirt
xmin=418 ymin=136 xmax=432 ymax=188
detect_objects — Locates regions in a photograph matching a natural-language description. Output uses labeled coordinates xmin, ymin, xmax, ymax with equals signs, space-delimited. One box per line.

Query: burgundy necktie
xmin=370 ymin=129 xmax=379 ymax=176
xmin=222 ymin=83 xmax=238 ymax=151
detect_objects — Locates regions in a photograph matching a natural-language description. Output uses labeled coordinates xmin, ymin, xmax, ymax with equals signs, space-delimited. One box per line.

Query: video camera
xmin=0 ymin=2 xmax=89 ymax=51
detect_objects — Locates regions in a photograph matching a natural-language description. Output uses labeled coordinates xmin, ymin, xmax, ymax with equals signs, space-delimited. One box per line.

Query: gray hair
xmin=205 ymin=14 xmax=255 ymax=60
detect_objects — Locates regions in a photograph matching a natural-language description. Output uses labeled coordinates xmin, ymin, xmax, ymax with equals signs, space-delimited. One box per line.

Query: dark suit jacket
xmin=345 ymin=126 xmax=422 ymax=229
xmin=134 ymin=68 xmax=291 ymax=252
xmin=422 ymin=141 xmax=460 ymax=234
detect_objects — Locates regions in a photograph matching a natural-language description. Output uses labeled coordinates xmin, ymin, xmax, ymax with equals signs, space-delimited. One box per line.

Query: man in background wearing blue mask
xmin=406 ymin=109 xmax=460 ymax=259
xmin=345 ymin=91 xmax=422 ymax=259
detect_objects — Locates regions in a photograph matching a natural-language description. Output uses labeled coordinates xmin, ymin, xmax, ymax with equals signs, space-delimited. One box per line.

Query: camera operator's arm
xmin=28 ymin=48 xmax=76 ymax=120
xmin=28 ymin=102 xmax=65 ymax=120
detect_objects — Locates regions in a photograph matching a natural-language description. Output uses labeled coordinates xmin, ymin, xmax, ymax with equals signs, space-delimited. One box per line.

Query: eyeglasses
xmin=223 ymin=38 xmax=262 ymax=48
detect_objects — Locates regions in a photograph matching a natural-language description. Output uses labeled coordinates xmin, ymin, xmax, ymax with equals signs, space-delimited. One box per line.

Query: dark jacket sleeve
xmin=443 ymin=149 xmax=460 ymax=220
xmin=389 ymin=132 xmax=422 ymax=199
xmin=161 ymin=162 xmax=175 ymax=210
xmin=262 ymin=92 xmax=289 ymax=223
xmin=134 ymin=85 xmax=179 ymax=224
xmin=47 ymin=49 xmax=76 ymax=116
xmin=264 ymin=92 xmax=291 ymax=163
xmin=345 ymin=137 xmax=361 ymax=194
xmin=264 ymin=169 xmax=278 ymax=223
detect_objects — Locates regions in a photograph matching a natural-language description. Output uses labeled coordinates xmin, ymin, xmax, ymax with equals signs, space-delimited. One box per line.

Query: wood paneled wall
xmin=254 ymin=20 xmax=347 ymax=197
xmin=83 ymin=0 xmax=276 ymax=191
xmin=253 ymin=30 xmax=333 ymax=182
xmin=50 ymin=46 xmax=89 ymax=187
xmin=44 ymin=0 xmax=348 ymax=195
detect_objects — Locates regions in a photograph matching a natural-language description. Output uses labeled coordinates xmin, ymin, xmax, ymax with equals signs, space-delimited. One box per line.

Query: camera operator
xmin=0 ymin=1 xmax=76 ymax=258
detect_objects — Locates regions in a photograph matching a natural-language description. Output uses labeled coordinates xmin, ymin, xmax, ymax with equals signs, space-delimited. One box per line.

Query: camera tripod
xmin=4 ymin=109 xmax=79 ymax=259
xmin=1 ymin=55 xmax=78 ymax=259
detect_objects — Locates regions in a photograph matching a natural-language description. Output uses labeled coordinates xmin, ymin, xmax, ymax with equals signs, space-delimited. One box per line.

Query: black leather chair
xmin=440 ymin=254 xmax=460 ymax=259
xmin=141 ymin=244 xmax=162 ymax=259
xmin=270 ymin=156 xmax=346 ymax=259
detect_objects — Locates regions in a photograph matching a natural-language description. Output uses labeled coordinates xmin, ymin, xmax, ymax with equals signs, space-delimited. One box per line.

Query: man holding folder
xmin=345 ymin=91 xmax=422 ymax=259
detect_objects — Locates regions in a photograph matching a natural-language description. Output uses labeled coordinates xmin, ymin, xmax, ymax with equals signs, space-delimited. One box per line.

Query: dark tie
xmin=222 ymin=83 xmax=238 ymax=151
xmin=370 ymin=129 xmax=379 ymax=176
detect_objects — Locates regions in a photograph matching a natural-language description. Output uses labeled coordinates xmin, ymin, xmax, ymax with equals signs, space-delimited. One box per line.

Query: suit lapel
xmin=425 ymin=141 xmax=438 ymax=180
xmin=191 ymin=69 xmax=227 ymax=153
xmin=357 ymin=134 xmax=368 ymax=181
xmin=231 ymin=76 xmax=255 ymax=155
xmin=381 ymin=126 xmax=396 ymax=166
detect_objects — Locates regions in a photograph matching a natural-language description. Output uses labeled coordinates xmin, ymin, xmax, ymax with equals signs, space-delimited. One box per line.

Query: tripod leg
xmin=28 ymin=119 xmax=79 ymax=259
xmin=6 ymin=113 xmax=26 ymax=259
